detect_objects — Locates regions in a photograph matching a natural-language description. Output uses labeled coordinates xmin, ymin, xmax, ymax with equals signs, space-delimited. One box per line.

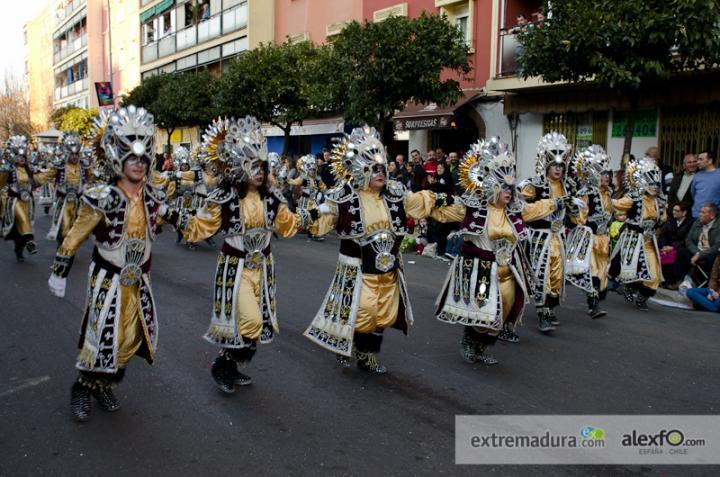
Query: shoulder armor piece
xmin=144 ymin=183 xmax=167 ymax=202
xmin=268 ymin=186 xmax=287 ymax=204
xmin=206 ymin=186 xmax=235 ymax=204
xmin=384 ymin=180 xmax=407 ymax=202
xmin=324 ymin=182 xmax=356 ymax=204
xmin=82 ymin=185 xmax=124 ymax=213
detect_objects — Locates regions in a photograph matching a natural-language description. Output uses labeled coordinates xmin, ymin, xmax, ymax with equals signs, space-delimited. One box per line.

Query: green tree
xmin=215 ymin=40 xmax=330 ymax=155
xmin=324 ymin=13 xmax=472 ymax=137
xmin=123 ymin=71 xmax=217 ymax=148
xmin=49 ymin=105 xmax=76 ymax=129
xmin=517 ymin=0 xmax=720 ymax=154
xmin=59 ymin=107 xmax=99 ymax=135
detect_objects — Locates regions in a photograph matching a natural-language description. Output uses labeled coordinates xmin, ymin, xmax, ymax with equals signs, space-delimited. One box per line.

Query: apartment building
xmin=25 ymin=0 xmax=140 ymax=130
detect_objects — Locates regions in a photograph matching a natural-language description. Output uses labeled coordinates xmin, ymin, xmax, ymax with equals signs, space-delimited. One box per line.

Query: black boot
xmin=70 ymin=381 xmax=92 ymax=422
xmin=355 ymin=349 xmax=387 ymax=374
xmin=537 ymin=307 xmax=556 ymax=333
xmin=460 ymin=330 xmax=477 ymax=363
xmin=587 ymin=295 xmax=607 ymax=319
xmin=623 ymin=286 xmax=635 ymax=303
xmin=336 ymin=354 xmax=352 ymax=368
xmin=635 ymin=294 xmax=649 ymax=312
xmin=25 ymin=240 xmax=38 ymax=255
xmin=474 ymin=342 xmax=499 ymax=365
xmin=14 ymin=242 xmax=24 ymax=262
xmin=497 ymin=323 xmax=520 ymax=343
xmin=210 ymin=356 xmax=236 ymax=394
xmin=92 ymin=385 xmax=121 ymax=412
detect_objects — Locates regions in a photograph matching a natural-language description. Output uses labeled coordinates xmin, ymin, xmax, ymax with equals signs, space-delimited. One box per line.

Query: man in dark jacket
xmin=677 ymin=203 xmax=720 ymax=283
xmin=667 ymin=153 xmax=697 ymax=209
xmin=660 ymin=202 xmax=694 ymax=287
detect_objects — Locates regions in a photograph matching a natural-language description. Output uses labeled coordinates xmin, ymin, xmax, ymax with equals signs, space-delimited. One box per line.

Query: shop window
xmin=543 ymin=111 xmax=608 ymax=150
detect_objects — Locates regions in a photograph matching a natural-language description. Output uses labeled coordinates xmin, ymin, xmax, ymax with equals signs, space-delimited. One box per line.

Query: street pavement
xmin=1 ymin=214 xmax=719 ymax=476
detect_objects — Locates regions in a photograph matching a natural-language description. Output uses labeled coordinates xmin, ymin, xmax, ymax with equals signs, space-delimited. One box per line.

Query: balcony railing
xmin=54 ymin=78 xmax=88 ymax=101
xmin=141 ymin=4 xmax=247 ymax=65
xmin=55 ymin=0 xmax=84 ymax=26
xmin=53 ymin=33 xmax=87 ymax=65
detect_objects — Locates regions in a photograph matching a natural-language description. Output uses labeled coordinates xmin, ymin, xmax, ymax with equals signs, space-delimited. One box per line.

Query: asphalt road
xmin=1 ymin=214 xmax=719 ymax=476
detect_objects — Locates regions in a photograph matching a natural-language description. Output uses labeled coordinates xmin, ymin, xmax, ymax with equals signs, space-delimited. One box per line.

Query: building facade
xmin=25 ymin=0 xmax=141 ymax=130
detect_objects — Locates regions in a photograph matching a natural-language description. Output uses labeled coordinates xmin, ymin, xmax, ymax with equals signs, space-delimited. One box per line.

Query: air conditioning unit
xmin=326 ymin=21 xmax=350 ymax=37
xmin=287 ymin=31 xmax=309 ymax=43
xmin=373 ymin=3 xmax=408 ymax=23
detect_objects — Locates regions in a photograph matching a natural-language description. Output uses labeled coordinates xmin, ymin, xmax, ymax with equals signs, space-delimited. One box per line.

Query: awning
xmin=140 ymin=0 xmax=175 ymax=23
xmin=503 ymin=73 xmax=720 ymax=114
xmin=393 ymin=90 xmax=481 ymax=131
xmin=262 ymin=117 xmax=345 ymax=137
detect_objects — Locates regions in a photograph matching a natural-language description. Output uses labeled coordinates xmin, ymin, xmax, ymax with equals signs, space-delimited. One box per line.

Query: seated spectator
xmin=678 ymin=203 xmax=720 ymax=283
xmin=691 ymin=151 xmax=720 ymax=218
xmin=686 ymin=255 xmax=720 ymax=312
xmin=659 ymin=202 xmax=693 ymax=288
xmin=667 ymin=153 xmax=697 ymax=210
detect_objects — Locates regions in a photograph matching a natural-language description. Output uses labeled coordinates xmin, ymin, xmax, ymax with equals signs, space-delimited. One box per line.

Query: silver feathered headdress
xmin=101 ymin=105 xmax=156 ymax=178
xmin=296 ymin=154 xmax=317 ymax=178
xmin=202 ymin=116 xmax=267 ymax=183
xmin=536 ymin=132 xmax=572 ymax=177
xmin=459 ymin=137 xmax=517 ymax=204
xmin=173 ymin=146 xmax=191 ymax=169
xmin=62 ymin=131 xmax=82 ymax=156
xmin=625 ymin=157 xmax=662 ymax=197
xmin=330 ymin=125 xmax=387 ymax=189
xmin=6 ymin=135 xmax=29 ymax=162
xmin=571 ymin=145 xmax=610 ymax=187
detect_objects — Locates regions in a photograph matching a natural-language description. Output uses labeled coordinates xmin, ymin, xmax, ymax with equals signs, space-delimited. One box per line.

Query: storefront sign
xmin=394 ymin=115 xmax=454 ymax=131
xmin=611 ymin=110 xmax=657 ymax=137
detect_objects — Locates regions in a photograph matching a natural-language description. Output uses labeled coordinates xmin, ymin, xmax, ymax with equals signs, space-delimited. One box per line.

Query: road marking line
xmin=0 ymin=376 xmax=51 ymax=398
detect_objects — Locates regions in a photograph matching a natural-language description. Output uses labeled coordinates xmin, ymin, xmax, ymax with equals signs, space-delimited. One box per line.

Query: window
xmin=143 ymin=19 xmax=157 ymax=45
xmin=455 ymin=14 xmax=469 ymax=45
xmin=160 ymin=10 xmax=175 ymax=37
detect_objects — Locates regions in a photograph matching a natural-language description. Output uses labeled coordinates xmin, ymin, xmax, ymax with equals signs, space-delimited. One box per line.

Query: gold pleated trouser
xmin=60 ymin=201 xmax=78 ymax=239
xmin=355 ymin=271 xmax=400 ymax=333
xmin=13 ymin=200 xmax=32 ymax=235
xmin=642 ymin=239 xmax=661 ymax=291
xmin=498 ymin=265 xmax=516 ymax=321
xmin=545 ymin=235 xmax=563 ymax=298
xmin=591 ymin=235 xmax=610 ymax=292
xmin=235 ymin=268 xmax=264 ymax=340
xmin=116 ymin=283 xmax=145 ymax=366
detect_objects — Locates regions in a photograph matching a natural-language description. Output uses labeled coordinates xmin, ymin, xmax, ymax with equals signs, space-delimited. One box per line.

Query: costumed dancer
xmin=47 ymin=106 xmax=167 ymax=421
xmin=430 ymin=138 xmax=559 ymax=364
xmin=288 ymin=154 xmax=325 ymax=241
xmin=38 ymin=132 xmax=94 ymax=244
xmin=37 ymin=144 xmax=55 ymax=214
xmin=169 ymin=146 xmax=202 ymax=250
xmin=518 ymin=132 xmax=585 ymax=335
xmin=1 ymin=135 xmax=39 ymax=261
xmin=608 ymin=157 xmax=667 ymax=311
xmin=304 ymin=126 xmax=452 ymax=374
xmin=166 ymin=116 xmax=308 ymax=394
xmin=565 ymin=145 xmax=613 ymax=319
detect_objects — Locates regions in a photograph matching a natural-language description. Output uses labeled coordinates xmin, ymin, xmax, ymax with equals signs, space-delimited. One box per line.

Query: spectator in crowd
xmin=678 ymin=203 xmax=720 ymax=284
xmin=395 ymin=154 xmax=406 ymax=171
xmin=659 ymin=202 xmax=694 ymax=289
xmin=404 ymin=162 xmax=416 ymax=190
xmin=410 ymin=149 xmax=426 ymax=191
xmin=667 ymin=153 xmax=697 ymax=209
xmin=423 ymin=149 xmax=439 ymax=177
xmin=690 ymin=151 xmax=720 ymax=218
xmin=319 ymin=148 xmax=336 ymax=188
xmin=425 ymin=163 xmax=455 ymax=261
xmin=685 ymin=255 xmax=720 ymax=312
xmin=644 ymin=146 xmax=673 ymax=194
xmin=435 ymin=148 xmax=446 ymax=164
xmin=447 ymin=151 xmax=461 ymax=191
xmin=162 ymin=151 xmax=174 ymax=171
xmin=388 ymin=160 xmax=407 ymax=184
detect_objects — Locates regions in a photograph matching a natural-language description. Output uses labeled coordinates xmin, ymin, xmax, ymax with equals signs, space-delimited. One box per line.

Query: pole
xmin=107 ymin=0 xmax=113 ymax=101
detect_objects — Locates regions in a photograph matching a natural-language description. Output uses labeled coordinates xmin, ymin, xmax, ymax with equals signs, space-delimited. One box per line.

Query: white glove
xmin=48 ymin=274 xmax=66 ymax=298
xmin=572 ymin=198 xmax=588 ymax=210
xmin=158 ymin=204 xmax=169 ymax=216
xmin=318 ymin=203 xmax=332 ymax=215
xmin=175 ymin=171 xmax=184 ymax=179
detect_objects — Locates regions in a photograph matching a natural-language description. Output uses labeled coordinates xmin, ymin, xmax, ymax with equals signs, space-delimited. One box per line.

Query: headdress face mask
xmin=461 ymin=137 xmax=517 ymax=204
xmin=268 ymin=152 xmax=281 ymax=176
xmin=102 ymin=105 xmax=156 ymax=178
xmin=225 ymin=117 xmax=267 ymax=182
xmin=297 ymin=154 xmax=318 ymax=178
xmin=333 ymin=126 xmax=387 ymax=189
xmin=63 ymin=133 xmax=82 ymax=156
xmin=536 ymin=132 xmax=572 ymax=178
xmin=7 ymin=135 xmax=28 ymax=163
xmin=626 ymin=158 xmax=661 ymax=196
xmin=573 ymin=145 xmax=609 ymax=187
xmin=173 ymin=146 xmax=191 ymax=171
